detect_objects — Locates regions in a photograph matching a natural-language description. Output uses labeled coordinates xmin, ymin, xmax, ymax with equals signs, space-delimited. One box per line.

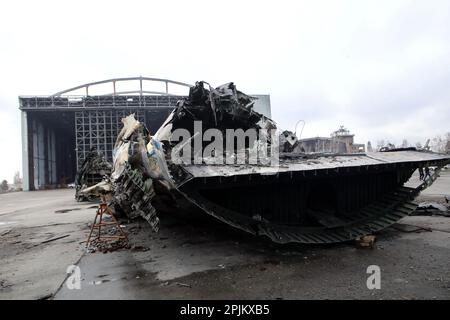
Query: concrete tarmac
xmin=1 ymin=170 xmax=449 ymax=300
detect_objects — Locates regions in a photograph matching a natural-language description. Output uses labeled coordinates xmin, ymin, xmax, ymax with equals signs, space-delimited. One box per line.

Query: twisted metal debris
xmin=75 ymin=149 xmax=112 ymax=201
xmin=79 ymin=81 xmax=450 ymax=244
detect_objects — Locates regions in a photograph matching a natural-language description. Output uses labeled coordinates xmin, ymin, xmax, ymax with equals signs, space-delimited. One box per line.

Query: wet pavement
xmin=0 ymin=189 xmax=95 ymax=299
xmin=53 ymin=211 xmax=450 ymax=300
xmin=1 ymin=170 xmax=450 ymax=300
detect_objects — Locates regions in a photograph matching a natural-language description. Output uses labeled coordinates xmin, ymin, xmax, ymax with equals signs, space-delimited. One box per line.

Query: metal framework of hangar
xmin=19 ymin=77 xmax=272 ymax=191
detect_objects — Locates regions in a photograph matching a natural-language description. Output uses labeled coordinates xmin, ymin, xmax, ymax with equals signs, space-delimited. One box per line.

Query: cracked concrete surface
xmin=0 ymin=190 xmax=94 ymax=299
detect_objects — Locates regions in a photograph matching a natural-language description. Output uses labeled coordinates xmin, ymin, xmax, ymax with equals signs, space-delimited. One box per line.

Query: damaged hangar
xmin=19 ymin=77 xmax=272 ymax=191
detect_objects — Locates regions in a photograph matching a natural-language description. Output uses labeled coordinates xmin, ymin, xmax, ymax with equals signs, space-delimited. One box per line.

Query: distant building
xmin=299 ymin=126 xmax=365 ymax=154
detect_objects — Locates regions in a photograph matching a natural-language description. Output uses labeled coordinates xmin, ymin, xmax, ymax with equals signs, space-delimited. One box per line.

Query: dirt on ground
xmin=1 ymin=170 xmax=450 ymax=300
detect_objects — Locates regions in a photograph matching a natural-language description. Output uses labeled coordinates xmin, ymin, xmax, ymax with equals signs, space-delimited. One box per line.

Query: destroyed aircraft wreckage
xmin=79 ymin=81 xmax=450 ymax=244
xmin=75 ymin=149 xmax=112 ymax=201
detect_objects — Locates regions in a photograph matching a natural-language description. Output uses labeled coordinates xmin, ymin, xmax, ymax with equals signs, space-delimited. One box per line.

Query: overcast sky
xmin=1 ymin=0 xmax=449 ymax=182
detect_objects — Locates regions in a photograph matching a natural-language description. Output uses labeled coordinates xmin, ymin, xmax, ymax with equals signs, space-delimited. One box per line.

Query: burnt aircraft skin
xmin=104 ymin=81 xmax=450 ymax=244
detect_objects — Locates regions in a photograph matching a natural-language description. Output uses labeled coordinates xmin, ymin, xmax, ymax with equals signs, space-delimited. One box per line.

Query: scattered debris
xmin=88 ymin=279 xmax=114 ymax=285
xmin=175 ymin=282 xmax=192 ymax=288
xmin=54 ymin=208 xmax=82 ymax=214
xmin=87 ymin=239 xmax=130 ymax=253
xmin=392 ymin=223 xmax=432 ymax=233
xmin=355 ymin=235 xmax=376 ymax=249
xmin=86 ymin=200 xmax=128 ymax=252
xmin=40 ymin=234 xmax=70 ymax=244
xmin=0 ymin=279 xmax=12 ymax=290
xmin=1 ymin=229 xmax=12 ymax=237
xmin=412 ymin=202 xmax=450 ymax=217
xmin=131 ymin=245 xmax=150 ymax=252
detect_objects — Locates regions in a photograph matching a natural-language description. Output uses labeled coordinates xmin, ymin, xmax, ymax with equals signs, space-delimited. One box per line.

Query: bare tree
xmin=1 ymin=180 xmax=8 ymax=192
xmin=431 ymin=135 xmax=445 ymax=153
xmin=445 ymin=132 xmax=450 ymax=153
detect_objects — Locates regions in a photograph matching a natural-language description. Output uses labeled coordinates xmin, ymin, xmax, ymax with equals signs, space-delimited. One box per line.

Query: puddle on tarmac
xmin=55 ymin=208 xmax=82 ymax=214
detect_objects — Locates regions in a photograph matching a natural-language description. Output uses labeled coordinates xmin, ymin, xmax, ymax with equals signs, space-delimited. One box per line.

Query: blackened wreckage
xmin=77 ymin=81 xmax=450 ymax=244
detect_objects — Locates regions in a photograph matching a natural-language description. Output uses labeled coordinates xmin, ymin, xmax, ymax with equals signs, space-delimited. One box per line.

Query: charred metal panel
xmin=75 ymin=150 xmax=112 ymax=201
